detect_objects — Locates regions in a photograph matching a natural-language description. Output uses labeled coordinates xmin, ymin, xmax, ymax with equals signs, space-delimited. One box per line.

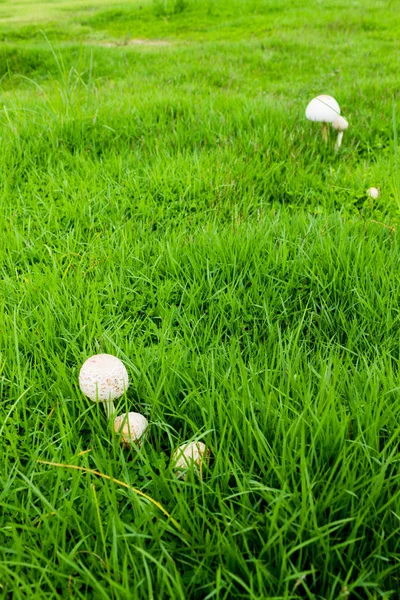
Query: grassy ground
xmin=0 ymin=0 xmax=399 ymax=598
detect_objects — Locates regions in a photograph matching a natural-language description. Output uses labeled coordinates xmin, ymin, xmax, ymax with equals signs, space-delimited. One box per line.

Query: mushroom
xmin=114 ymin=412 xmax=148 ymax=448
xmin=332 ymin=116 xmax=348 ymax=152
xmin=79 ymin=354 xmax=129 ymax=418
xmin=305 ymin=95 xmax=341 ymax=142
xmin=367 ymin=187 xmax=380 ymax=199
xmin=172 ymin=441 xmax=210 ymax=479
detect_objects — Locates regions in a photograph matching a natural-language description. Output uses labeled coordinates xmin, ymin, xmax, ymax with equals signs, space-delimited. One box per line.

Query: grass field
xmin=0 ymin=0 xmax=399 ymax=598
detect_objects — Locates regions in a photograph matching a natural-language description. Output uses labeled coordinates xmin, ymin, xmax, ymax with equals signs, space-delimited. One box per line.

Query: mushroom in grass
xmin=79 ymin=354 xmax=129 ymax=418
xmin=114 ymin=412 xmax=149 ymax=448
xmin=306 ymin=95 xmax=341 ymax=142
xmin=332 ymin=116 xmax=348 ymax=152
xmin=367 ymin=187 xmax=380 ymax=199
xmin=172 ymin=441 xmax=210 ymax=479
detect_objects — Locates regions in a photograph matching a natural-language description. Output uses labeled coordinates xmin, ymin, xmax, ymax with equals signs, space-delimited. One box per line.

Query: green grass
xmin=0 ymin=0 xmax=399 ymax=598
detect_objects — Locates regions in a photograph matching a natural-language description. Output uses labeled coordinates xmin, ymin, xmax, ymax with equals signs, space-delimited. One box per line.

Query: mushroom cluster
xmin=305 ymin=94 xmax=348 ymax=152
xmin=305 ymin=94 xmax=381 ymax=194
xmin=79 ymin=353 xmax=148 ymax=445
xmin=79 ymin=353 xmax=209 ymax=477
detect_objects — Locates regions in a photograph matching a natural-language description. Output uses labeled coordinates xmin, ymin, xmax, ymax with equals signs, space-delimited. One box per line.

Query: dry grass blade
xmin=37 ymin=460 xmax=185 ymax=535
xmin=369 ymin=219 xmax=396 ymax=232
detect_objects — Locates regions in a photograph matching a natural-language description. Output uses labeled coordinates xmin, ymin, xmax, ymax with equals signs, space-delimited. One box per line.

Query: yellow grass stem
xmin=37 ymin=460 xmax=184 ymax=534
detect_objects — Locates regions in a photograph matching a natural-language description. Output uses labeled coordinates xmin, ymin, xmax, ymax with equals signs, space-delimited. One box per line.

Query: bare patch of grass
xmin=85 ymin=37 xmax=172 ymax=48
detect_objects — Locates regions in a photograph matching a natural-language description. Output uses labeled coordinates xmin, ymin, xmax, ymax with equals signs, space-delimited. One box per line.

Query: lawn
xmin=0 ymin=0 xmax=399 ymax=598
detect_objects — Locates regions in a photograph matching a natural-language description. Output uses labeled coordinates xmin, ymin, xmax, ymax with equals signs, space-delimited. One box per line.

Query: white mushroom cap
xmin=367 ymin=187 xmax=380 ymax=199
xmin=305 ymin=95 xmax=340 ymax=123
xmin=332 ymin=116 xmax=348 ymax=132
xmin=79 ymin=354 xmax=129 ymax=402
xmin=172 ymin=441 xmax=209 ymax=478
xmin=114 ymin=412 xmax=148 ymax=447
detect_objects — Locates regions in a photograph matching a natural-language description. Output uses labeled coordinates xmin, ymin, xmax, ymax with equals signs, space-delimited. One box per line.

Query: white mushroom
xmin=114 ymin=412 xmax=148 ymax=448
xmin=79 ymin=354 xmax=129 ymax=417
xmin=172 ymin=441 xmax=210 ymax=479
xmin=305 ymin=95 xmax=341 ymax=142
xmin=367 ymin=187 xmax=380 ymax=199
xmin=332 ymin=116 xmax=348 ymax=152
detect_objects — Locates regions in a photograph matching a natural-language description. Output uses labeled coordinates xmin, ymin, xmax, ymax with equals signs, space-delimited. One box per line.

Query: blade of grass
xmin=37 ymin=460 xmax=186 ymax=536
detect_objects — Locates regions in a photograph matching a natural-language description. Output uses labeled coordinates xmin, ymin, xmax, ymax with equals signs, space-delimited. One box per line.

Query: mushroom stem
xmin=321 ymin=122 xmax=328 ymax=142
xmin=332 ymin=117 xmax=348 ymax=153
xmin=103 ymin=399 xmax=116 ymax=418
xmin=334 ymin=131 xmax=344 ymax=152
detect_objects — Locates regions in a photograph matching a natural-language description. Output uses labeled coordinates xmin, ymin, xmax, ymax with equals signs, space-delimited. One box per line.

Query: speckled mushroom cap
xmin=305 ymin=95 xmax=340 ymax=122
xmin=114 ymin=412 xmax=148 ymax=447
xmin=79 ymin=354 xmax=129 ymax=402
xmin=172 ymin=441 xmax=209 ymax=474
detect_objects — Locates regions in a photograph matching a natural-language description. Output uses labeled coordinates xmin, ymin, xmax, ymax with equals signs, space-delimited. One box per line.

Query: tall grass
xmin=0 ymin=0 xmax=399 ymax=598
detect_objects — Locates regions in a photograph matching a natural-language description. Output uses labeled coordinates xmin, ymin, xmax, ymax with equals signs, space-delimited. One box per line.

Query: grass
xmin=0 ymin=0 xmax=399 ymax=598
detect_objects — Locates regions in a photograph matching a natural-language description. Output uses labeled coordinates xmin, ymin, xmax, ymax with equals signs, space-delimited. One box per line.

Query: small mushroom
xmin=79 ymin=354 xmax=129 ymax=418
xmin=332 ymin=116 xmax=348 ymax=152
xmin=114 ymin=412 xmax=148 ymax=447
xmin=172 ymin=441 xmax=210 ymax=479
xmin=367 ymin=187 xmax=380 ymax=199
xmin=306 ymin=95 xmax=341 ymax=142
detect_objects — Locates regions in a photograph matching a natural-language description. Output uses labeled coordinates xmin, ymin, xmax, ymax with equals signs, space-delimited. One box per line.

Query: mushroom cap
xmin=305 ymin=95 xmax=340 ymax=123
xmin=172 ymin=441 xmax=209 ymax=476
xmin=79 ymin=354 xmax=129 ymax=402
xmin=332 ymin=116 xmax=348 ymax=132
xmin=367 ymin=187 xmax=380 ymax=199
xmin=114 ymin=412 xmax=148 ymax=447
